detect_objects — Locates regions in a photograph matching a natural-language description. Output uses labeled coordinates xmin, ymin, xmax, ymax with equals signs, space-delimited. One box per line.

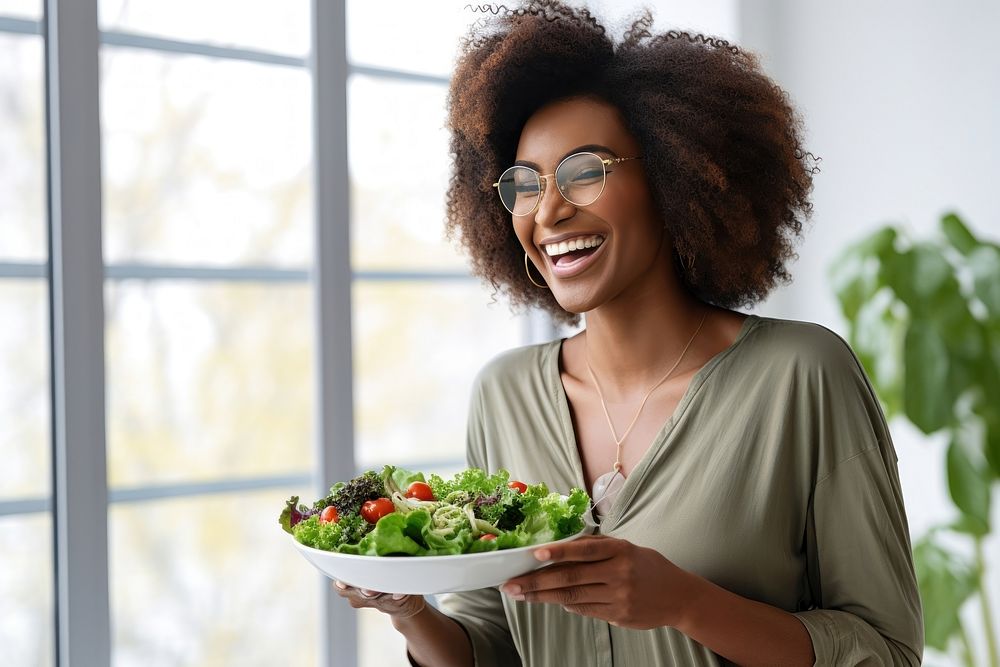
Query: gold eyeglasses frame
xmin=491 ymin=152 xmax=642 ymax=217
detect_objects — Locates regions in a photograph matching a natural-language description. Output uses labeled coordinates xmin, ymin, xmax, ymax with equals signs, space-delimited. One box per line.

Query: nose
xmin=532 ymin=174 xmax=576 ymax=229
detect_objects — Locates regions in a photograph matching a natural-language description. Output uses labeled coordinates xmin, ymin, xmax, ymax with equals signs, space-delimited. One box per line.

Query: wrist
xmin=390 ymin=598 xmax=429 ymax=630
xmin=672 ymin=568 xmax=712 ymax=633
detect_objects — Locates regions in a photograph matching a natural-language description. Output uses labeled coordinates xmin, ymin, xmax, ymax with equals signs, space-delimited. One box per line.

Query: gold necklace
xmin=585 ymin=311 xmax=708 ymax=513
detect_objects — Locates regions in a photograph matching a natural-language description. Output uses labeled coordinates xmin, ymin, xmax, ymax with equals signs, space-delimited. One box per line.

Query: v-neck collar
xmin=546 ymin=314 xmax=761 ymax=531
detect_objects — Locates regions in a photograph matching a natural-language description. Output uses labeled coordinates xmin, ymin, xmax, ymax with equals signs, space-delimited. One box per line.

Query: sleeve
xmin=408 ymin=375 xmax=521 ymax=667
xmin=792 ymin=334 xmax=924 ymax=666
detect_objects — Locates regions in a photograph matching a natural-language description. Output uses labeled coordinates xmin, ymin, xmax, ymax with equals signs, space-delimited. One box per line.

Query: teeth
xmin=544 ymin=235 xmax=604 ymax=257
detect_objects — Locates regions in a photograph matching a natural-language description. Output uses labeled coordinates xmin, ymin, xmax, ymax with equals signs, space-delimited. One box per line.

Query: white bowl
xmin=291 ymin=526 xmax=591 ymax=595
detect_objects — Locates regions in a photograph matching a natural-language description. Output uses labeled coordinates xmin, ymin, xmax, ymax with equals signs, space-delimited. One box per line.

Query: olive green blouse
xmin=427 ymin=315 xmax=923 ymax=666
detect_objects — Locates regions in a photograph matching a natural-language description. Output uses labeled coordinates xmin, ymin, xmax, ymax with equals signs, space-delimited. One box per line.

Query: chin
xmin=550 ymin=286 xmax=603 ymax=315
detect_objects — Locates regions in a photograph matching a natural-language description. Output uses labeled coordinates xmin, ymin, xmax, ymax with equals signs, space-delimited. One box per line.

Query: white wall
xmin=743 ymin=0 xmax=1000 ymax=326
xmin=592 ymin=0 xmax=738 ymax=39
xmin=740 ymin=1 xmax=1000 ymax=663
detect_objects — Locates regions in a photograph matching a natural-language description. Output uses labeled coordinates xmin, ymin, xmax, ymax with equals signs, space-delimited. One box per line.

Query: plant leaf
xmin=946 ymin=432 xmax=992 ymax=536
xmin=941 ymin=212 xmax=979 ymax=256
xmin=830 ymin=226 xmax=898 ymax=321
xmin=851 ymin=292 xmax=905 ymax=418
xmin=976 ymin=395 xmax=1000 ymax=478
xmin=932 ymin=297 xmax=984 ymax=407
xmin=971 ymin=362 xmax=1000 ymax=478
xmin=903 ymin=321 xmax=953 ymax=433
xmin=884 ymin=243 xmax=960 ymax=318
xmin=969 ymin=245 xmax=1000 ymax=322
xmin=912 ymin=532 xmax=979 ymax=651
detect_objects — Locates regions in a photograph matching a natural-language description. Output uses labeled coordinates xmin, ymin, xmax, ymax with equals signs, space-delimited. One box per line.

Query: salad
xmin=280 ymin=466 xmax=590 ymax=556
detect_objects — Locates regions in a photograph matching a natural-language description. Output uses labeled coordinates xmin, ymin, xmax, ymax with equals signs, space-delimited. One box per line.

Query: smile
xmin=542 ymin=234 xmax=605 ymax=257
xmin=539 ymin=234 xmax=606 ymax=278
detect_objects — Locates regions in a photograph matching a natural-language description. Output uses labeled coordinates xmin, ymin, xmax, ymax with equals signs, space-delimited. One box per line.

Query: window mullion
xmin=311 ymin=1 xmax=357 ymax=666
xmin=45 ymin=0 xmax=110 ymax=665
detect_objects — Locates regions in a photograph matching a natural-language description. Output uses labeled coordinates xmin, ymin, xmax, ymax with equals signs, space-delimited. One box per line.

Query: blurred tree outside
xmin=1 ymin=3 xmax=522 ymax=664
xmin=101 ymin=46 xmax=319 ymax=665
xmin=100 ymin=38 xmax=519 ymax=667
xmin=0 ymin=28 xmax=54 ymax=667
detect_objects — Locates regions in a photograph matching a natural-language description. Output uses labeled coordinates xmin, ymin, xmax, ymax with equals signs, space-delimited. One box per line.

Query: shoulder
xmin=740 ymin=315 xmax=863 ymax=376
xmin=464 ymin=340 xmax=561 ymax=435
xmin=733 ymin=315 xmax=879 ymax=410
xmin=739 ymin=317 xmax=894 ymax=473
xmin=471 ymin=340 xmax=559 ymax=394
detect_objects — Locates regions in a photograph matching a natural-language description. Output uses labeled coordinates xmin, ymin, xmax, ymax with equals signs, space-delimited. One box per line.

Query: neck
xmin=583 ymin=255 xmax=711 ymax=402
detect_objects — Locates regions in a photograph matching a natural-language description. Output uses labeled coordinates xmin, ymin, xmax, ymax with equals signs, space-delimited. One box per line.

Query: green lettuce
xmin=427 ymin=468 xmax=511 ymax=499
xmin=293 ymin=511 xmax=370 ymax=550
xmin=422 ymin=504 xmax=474 ymax=554
xmin=282 ymin=467 xmax=590 ymax=556
xmin=356 ymin=511 xmax=427 ymax=556
xmin=354 ymin=505 xmax=478 ymax=556
xmin=389 ymin=466 xmax=426 ymax=491
xmin=509 ymin=488 xmax=590 ymax=546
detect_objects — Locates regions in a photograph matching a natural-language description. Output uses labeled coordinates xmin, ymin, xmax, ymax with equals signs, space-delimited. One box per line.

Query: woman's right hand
xmin=333 ymin=580 xmax=427 ymax=620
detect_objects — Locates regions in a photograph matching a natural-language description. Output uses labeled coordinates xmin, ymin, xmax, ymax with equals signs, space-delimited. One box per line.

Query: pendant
xmin=591 ymin=468 xmax=625 ymax=518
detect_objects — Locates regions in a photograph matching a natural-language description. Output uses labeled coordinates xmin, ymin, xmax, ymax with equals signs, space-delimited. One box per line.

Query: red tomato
xmin=361 ymin=498 xmax=395 ymax=524
xmin=508 ymin=480 xmax=528 ymax=494
xmin=319 ymin=506 xmax=339 ymax=524
xmin=405 ymin=481 xmax=435 ymax=501
xmin=479 ymin=534 xmax=497 ymax=541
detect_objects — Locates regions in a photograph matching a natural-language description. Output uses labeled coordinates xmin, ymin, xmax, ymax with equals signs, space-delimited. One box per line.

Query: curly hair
xmin=446 ymin=1 xmax=818 ymax=325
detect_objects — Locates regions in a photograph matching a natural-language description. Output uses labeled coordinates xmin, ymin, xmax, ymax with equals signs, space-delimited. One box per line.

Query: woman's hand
xmin=500 ymin=535 xmax=701 ymax=630
xmin=333 ymin=581 xmax=427 ymax=620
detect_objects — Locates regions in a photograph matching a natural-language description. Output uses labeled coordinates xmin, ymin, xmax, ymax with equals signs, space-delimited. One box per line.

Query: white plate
xmin=291 ymin=526 xmax=591 ymax=595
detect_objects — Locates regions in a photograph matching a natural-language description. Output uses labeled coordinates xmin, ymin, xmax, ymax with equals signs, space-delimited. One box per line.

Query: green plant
xmin=830 ymin=212 xmax=1000 ymax=667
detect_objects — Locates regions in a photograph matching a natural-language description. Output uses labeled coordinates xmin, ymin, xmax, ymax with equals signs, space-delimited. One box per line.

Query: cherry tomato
xmin=405 ymin=481 xmax=435 ymax=501
xmin=508 ymin=480 xmax=528 ymax=494
xmin=361 ymin=498 xmax=395 ymax=524
xmin=319 ymin=506 xmax=339 ymax=524
xmin=479 ymin=534 xmax=497 ymax=541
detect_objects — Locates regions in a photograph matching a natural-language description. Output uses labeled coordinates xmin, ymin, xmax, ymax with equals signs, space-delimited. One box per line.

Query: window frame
xmin=0 ymin=2 xmax=556 ymax=664
xmin=44 ymin=1 xmax=109 ymax=666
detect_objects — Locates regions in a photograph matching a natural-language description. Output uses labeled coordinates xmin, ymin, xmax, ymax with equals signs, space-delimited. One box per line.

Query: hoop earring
xmin=524 ymin=252 xmax=549 ymax=289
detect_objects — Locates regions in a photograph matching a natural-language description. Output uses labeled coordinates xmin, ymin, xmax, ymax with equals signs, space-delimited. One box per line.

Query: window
xmin=345 ymin=3 xmax=531 ymax=663
xmin=0 ymin=3 xmax=54 ymax=666
xmin=4 ymin=0 xmax=746 ymax=662
xmin=1 ymin=1 xmax=538 ymax=665
xmin=97 ymin=1 xmax=319 ymax=663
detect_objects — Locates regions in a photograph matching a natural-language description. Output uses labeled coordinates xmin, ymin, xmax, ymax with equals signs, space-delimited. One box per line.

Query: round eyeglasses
xmin=492 ymin=151 xmax=642 ymax=217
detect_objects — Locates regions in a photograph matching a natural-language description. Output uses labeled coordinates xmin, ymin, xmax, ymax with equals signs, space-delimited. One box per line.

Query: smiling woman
xmin=333 ymin=2 xmax=924 ymax=667
xmin=445 ymin=5 xmax=815 ymax=328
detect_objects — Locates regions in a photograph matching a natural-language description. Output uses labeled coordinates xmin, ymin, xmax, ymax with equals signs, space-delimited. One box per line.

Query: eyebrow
xmin=514 ymin=144 xmax=619 ymax=170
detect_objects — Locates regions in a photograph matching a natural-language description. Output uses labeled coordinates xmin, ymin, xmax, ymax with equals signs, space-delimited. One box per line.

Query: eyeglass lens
xmin=496 ymin=152 xmax=607 ymax=216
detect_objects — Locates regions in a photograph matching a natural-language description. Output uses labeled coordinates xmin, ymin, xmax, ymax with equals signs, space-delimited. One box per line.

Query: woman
xmin=336 ymin=2 xmax=924 ymax=665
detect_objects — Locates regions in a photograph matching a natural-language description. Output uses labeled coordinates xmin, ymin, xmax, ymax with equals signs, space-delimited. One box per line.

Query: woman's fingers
xmin=534 ymin=535 xmax=618 ymax=563
xmin=561 ymin=601 xmax=615 ymax=620
xmin=502 ymin=561 xmax=608 ymax=598
xmin=503 ymin=537 xmax=621 ymax=600
xmin=331 ymin=581 xmax=425 ymax=619
xmin=508 ymin=582 xmax=612 ymax=606
xmin=333 ymin=581 xmax=382 ymax=597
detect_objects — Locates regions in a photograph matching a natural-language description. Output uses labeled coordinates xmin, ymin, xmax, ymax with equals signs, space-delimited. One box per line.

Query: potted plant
xmin=830 ymin=212 xmax=999 ymax=666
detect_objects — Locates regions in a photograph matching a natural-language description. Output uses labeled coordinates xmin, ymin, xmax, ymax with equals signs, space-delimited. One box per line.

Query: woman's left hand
xmin=500 ymin=535 xmax=701 ymax=630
